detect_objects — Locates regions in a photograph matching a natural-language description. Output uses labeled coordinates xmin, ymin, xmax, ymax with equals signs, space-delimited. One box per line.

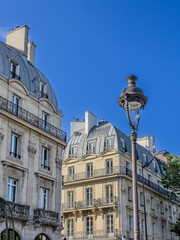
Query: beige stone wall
xmin=62 ymin=150 xmax=179 ymax=240
xmin=0 ymin=75 xmax=66 ymax=240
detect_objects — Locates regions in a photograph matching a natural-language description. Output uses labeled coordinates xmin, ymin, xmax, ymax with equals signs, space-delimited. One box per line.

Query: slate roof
xmin=0 ymin=41 xmax=60 ymax=112
xmin=64 ymin=120 xmax=163 ymax=175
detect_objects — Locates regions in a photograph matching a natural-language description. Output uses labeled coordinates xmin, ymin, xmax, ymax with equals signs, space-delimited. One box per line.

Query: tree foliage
xmin=161 ymin=154 xmax=180 ymax=236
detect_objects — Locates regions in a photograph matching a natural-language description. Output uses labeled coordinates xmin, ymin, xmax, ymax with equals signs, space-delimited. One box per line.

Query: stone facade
xmin=62 ymin=111 xmax=179 ymax=240
xmin=0 ymin=25 xmax=66 ymax=240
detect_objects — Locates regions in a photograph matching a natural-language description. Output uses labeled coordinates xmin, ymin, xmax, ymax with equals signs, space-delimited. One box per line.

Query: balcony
xmin=41 ymin=164 xmax=50 ymax=171
xmin=33 ymin=208 xmax=59 ymax=226
xmin=67 ymin=229 xmax=121 ymax=239
xmin=87 ymin=149 xmax=95 ymax=154
xmin=63 ymin=166 xmax=179 ymax=203
xmin=62 ymin=197 xmax=118 ymax=211
xmin=0 ymin=96 xmax=66 ymax=142
xmin=10 ymin=71 xmax=20 ymax=80
xmin=0 ymin=201 xmax=30 ymax=221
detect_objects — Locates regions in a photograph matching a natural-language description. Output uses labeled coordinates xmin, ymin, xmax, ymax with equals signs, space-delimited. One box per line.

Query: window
xmin=170 ymin=231 xmax=174 ymax=240
xmin=7 ymin=178 xmax=17 ymax=202
xmin=86 ymin=163 xmax=93 ymax=178
xmin=153 ymin=160 xmax=158 ymax=172
xmin=148 ymin=174 xmax=151 ymax=181
xmin=120 ymin=138 xmax=126 ymax=152
xmin=86 ymin=188 xmax=93 ymax=206
xmin=106 ymin=138 xmax=114 ymax=150
xmin=39 ymin=81 xmax=48 ymax=98
xmin=67 ymin=219 xmax=74 ymax=237
xmin=67 ymin=191 xmax=74 ymax=209
xmin=106 ymin=159 xmax=113 ymax=174
xmin=157 ymin=180 xmax=160 ymax=187
xmin=10 ymin=133 xmax=20 ymax=159
xmin=162 ymin=225 xmax=165 ymax=240
xmin=176 ymin=209 xmax=179 ymax=219
xmin=10 ymin=61 xmax=20 ymax=80
xmin=40 ymin=188 xmax=48 ymax=209
xmin=128 ymin=187 xmax=132 ymax=202
xmin=138 ymin=168 xmax=142 ymax=176
xmin=41 ymin=147 xmax=50 ymax=170
xmin=169 ymin=206 xmax=172 ymax=219
xmin=105 ymin=185 xmax=113 ymax=203
xmin=12 ymin=94 xmax=21 ymax=115
xmin=160 ymin=201 xmax=164 ymax=214
xmin=152 ymin=222 xmax=156 ymax=239
xmin=86 ymin=217 xmax=93 ymax=236
xmin=42 ymin=112 xmax=48 ymax=130
xmin=151 ymin=197 xmax=155 ymax=210
xmin=141 ymin=219 xmax=145 ymax=233
xmin=68 ymin=167 xmax=74 ymax=181
xmin=1 ymin=229 xmax=20 ymax=240
xmin=140 ymin=192 xmax=144 ymax=206
xmin=88 ymin=142 xmax=95 ymax=153
xmin=106 ymin=215 xmax=114 ymax=235
xmin=70 ymin=146 xmax=77 ymax=157
xmin=129 ymin=215 xmax=133 ymax=231
xmin=143 ymin=154 xmax=148 ymax=164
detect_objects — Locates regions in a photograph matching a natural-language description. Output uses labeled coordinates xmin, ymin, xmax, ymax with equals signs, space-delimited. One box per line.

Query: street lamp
xmin=117 ymin=75 xmax=148 ymax=240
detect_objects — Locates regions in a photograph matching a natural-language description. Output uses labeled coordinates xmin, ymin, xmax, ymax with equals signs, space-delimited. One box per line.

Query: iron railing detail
xmin=62 ymin=197 xmax=118 ymax=211
xmin=0 ymin=96 xmax=66 ymax=142
xmin=64 ymin=166 xmax=179 ymax=202
xmin=66 ymin=229 xmax=121 ymax=239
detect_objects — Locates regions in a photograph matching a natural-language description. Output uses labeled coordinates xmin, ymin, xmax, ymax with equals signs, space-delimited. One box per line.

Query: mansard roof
xmin=0 ymin=41 xmax=60 ymax=112
xmin=64 ymin=120 xmax=162 ymax=175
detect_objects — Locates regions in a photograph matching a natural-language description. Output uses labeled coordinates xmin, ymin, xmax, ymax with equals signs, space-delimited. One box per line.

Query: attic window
xmin=10 ymin=61 xmax=20 ymax=80
xmin=39 ymin=81 xmax=48 ymax=98
xmin=143 ymin=154 xmax=148 ymax=164
xmin=105 ymin=137 xmax=114 ymax=150
xmin=153 ymin=160 xmax=158 ymax=172
xmin=120 ymin=138 xmax=126 ymax=152
xmin=87 ymin=141 xmax=95 ymax=154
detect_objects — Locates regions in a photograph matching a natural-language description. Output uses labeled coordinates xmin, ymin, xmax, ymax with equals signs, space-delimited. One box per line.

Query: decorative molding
xmin=0 ymin=132 xmax=4 ymax=144
xmin=28 ymin=145 xmax=37 ymax=157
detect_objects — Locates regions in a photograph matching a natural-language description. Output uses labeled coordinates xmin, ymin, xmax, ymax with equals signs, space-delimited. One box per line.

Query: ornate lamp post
xmin=117 ymin=75 xmax=147 ymax=240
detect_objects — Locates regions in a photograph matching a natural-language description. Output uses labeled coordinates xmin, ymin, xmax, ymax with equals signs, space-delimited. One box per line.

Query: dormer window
xmin=10 ymin=61 xmax=20 ymax=80
xmin=153 ymin=160 xmax=158 ymax=172
xmin=39 ymin=81 xmax=48 ymax=98
xmin=87 ymin=141 xmax=95 ymax=154
xmin=143 ymin=154 xmax=148 ymax=164
xmin=70 ymin=146 xmax=77 ymax=158
xmin=120 ymin=138 xmax=126 ymax=152
xmin=105 ymin=137 xmax=114 ymax=150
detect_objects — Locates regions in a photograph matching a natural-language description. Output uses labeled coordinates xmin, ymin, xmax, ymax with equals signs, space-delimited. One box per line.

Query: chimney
xmin=70 ymin=120 xmax=85 ymax=137
xmin=6 ymin=25 xmax=29 ymax=56
xmin=27 ymin=41 xmax=36 ymax=65
xmin=137 ymin=135 xmax=156 ymax=154
xmin=85 ymin=110 xmax=97 ymax=134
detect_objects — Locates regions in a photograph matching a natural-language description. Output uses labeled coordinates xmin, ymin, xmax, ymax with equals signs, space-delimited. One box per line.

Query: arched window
xmin=0 ymin=229 xmax=20 ymax=240
xmin=35 ymin=234 xmax=50 ymax=240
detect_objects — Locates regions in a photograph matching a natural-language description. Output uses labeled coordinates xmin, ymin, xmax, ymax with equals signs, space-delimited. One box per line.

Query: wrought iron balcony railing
xmin=9 ymin=151 xmax=21 ymax=159
xmin=66 ymin=229 xmax=121 ymax=239
xmin=62 ymin=197 xmax=118 ymax=211
xmin=0 ymin=96 xmax=66 ymax=142
xmin=63 ymin=166 xmax=179 ymax=203
xmin=10 ymin=71 xmax=20 ymax=80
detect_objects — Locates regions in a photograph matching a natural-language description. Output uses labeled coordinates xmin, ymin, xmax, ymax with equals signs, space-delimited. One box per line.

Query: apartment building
xmin=62 ymin=110 xmax=179 ymax=240
xmin=0 ymin=25 xmax=66 ymax=240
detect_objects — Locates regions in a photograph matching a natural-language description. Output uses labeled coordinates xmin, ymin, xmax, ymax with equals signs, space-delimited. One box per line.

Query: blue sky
xmin=0 ymin=0 xmax=180 ymax=155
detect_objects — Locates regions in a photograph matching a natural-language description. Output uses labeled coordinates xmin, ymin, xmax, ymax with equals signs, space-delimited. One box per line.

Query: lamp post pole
xmin=130 ymin=129 xmax=140 ymax=240
xmin=117 ymin=75 xmax=148 ymax=240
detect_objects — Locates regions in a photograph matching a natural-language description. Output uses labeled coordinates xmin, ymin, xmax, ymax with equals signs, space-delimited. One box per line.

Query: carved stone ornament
xmin=7 ymin=168 xmax=21 ymax=179
xmin=0 ymin=132 xmax=4 ymax=144
xmin=28 ymin=145 xmax=37 ymax=156
xmin=56 ymin=158 xmax=63 ymax=168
